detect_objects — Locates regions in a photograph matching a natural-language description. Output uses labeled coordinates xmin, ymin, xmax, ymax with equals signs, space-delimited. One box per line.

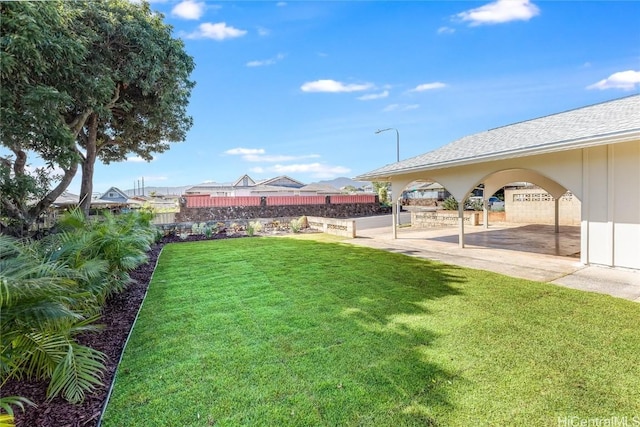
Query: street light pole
xmin=375 ymin=128 xmax=401 ymax=229
xmin=375 ymin=128 xmax=399 ymax=162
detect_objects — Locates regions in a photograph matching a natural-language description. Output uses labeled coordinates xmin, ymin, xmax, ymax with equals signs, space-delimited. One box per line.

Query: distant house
xmin=99 ymin=187 xmax=130 ymax=203
xmin=256 ymin=175 xmax=304 ymax=188
xmin=90 ymin=187 xmax=142 ymax=212
xmin=402 ymin=182 xmax=450 ymax=201
xmin=185 ymin=174 xmax=339 ymax=197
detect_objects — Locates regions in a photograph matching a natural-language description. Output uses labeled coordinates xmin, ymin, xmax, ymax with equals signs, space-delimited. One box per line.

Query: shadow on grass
xmin=300 ymin=240 xmax=467 ymax=424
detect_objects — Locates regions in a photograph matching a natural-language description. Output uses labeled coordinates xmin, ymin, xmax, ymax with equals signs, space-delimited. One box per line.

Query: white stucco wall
xmin=582 ymin=141 xmax=640 ymax=269
xmin=504 ymin=188 xmax=581 ymax=225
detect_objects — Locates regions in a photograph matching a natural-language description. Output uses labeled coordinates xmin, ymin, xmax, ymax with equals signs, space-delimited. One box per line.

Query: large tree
xmin=0 ymin=2 xmax=86 ymax=236
xmin=69 ymin=0 xmax=195 ymax=215
xmin=0 ymin=0 xmax=195 ymax=233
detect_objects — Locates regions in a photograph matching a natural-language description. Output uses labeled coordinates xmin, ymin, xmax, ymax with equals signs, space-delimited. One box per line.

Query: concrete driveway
xmin=347 ymin=220 xmax=640 ymax=302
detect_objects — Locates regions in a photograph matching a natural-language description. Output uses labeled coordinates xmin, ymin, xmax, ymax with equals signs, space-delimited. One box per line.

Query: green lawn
xmin=102 ymin=237 xmax=640 ymax=426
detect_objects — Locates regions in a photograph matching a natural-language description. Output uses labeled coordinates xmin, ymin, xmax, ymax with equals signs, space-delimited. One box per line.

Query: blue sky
xmin=76 ymin=1 xmax=639 ymax=192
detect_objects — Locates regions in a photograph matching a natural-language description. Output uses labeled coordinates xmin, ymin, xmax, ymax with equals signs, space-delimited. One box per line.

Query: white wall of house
xmin=582 ymin=141 xmax=640 ymax=269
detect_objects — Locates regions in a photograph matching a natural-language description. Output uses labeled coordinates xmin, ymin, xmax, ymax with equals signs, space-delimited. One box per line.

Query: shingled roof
xmin=357 ymin=95 xmax=640 ymax=180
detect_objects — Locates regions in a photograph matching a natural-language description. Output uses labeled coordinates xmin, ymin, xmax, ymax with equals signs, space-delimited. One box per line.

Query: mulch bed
xmin=2 ymin=233 xmax=245 ymax=427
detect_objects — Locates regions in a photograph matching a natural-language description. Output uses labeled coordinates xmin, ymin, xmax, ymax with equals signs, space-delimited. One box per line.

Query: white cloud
xmin=271 ymin=163 xmax=351 ymax=178
xmin=457 ymin=0 xmax=540 ymax=26
xmin=437 ymin=26 xmax=455 ymax=35
xmin=127 ymin=156 xmax=147 ymax=163
xmin=226 ymin=148 xmax=319 ymax=163
xmin=171 ymin=0 xmax=205 ymax=20
xmin=276 ymin=2 xmax=287 ymax=6
xmin=249 ymin=167 xmax=265 ymax=173
xmin=246 ymin=53 xmax=285 ymax=67
xmin=244 ymin=154 xmax=320 ymax=163
xmin=409 ymin=82 xmax=447 ymax=92
xmin=357 ymin=90 xmax=389 ymax=101
xmin=225 ymin=147 xmax=265 ymax=155
xmin=587 ymin=70 xmax=640 ymax=91
xmin=185 ymin=22 xmax=247 ymax=40
xmin=301 ymin=79 xmax=373 ymax=93
xmin=383 ymin=104 xmax=420 ymax=112
xmin=257 ymin=27 xmax=270 ymax=36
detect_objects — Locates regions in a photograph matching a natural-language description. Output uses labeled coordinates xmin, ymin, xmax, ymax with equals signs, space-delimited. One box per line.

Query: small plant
xmin=246 ymin=221 xmax=262 ymax=237
xmin=191 ymin=223 xmax=207 ymax=235
xmin=203 ymin=226 xmax=213 ymax=238
xmin=290 ymin=218 xmax=301 ymax=233
xmin=441 ymin=196 xmax=459 ymax=211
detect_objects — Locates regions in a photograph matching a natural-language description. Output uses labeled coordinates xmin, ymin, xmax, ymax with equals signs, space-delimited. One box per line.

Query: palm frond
xmin=0 ymin=395 xmax=36 ymax=417
xmin=46 ymin=342 xmax=106 ymax=404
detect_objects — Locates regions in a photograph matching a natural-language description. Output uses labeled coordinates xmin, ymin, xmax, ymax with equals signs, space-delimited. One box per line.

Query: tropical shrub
xmin=0 ymin=209 xmax=157 ymax=407
xmin=441 ymin=196 xmax=459 ymax=210
xmin=47 ymin=209 xmax=153 ymax=306
xmin=0 ymin=234 xmax=106 ymax=405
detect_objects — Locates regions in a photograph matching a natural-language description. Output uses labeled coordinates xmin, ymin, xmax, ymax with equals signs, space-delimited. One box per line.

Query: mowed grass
xmin=102 ymin=238 xmax=640 ymax=426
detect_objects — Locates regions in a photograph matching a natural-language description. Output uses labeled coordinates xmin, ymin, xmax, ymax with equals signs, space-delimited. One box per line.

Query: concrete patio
xmin=347 ymin=222 xmax=640 ymax=302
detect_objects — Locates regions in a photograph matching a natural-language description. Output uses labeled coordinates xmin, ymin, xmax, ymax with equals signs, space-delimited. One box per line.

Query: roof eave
xmin=356 ymin=129 xmax=640 ymax=181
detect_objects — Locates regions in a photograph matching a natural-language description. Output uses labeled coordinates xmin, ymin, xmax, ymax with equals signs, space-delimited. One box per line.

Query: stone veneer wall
xmin=175 ymin=203 xmax=389 ymax=223
xmin=402 ymin=198 xmax=439 ymax=207
xmin=411 ymin=210 xmax=480 ymax=227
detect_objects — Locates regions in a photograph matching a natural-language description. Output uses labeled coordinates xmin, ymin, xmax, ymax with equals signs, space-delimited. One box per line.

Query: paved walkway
xmin=345 ymin=223 xmax=640 ymax=302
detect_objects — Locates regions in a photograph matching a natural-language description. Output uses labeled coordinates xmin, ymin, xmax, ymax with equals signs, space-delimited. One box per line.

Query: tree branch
xmin=67 ymin=109 xmax=93 ymax=138
xmin=106 ymin=83 xmax=121 ymax=109
xmin=13 ymin=149 xmax=27 ymax=175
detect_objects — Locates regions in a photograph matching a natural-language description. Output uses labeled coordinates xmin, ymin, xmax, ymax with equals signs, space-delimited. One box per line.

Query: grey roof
xmin=357 ymin=95 xmax=640 ymax=180
xmin=52 ymin=191 xmax=81 ymax=206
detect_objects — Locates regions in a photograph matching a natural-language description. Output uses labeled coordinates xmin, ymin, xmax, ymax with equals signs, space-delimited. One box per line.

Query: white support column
xmin=392 ymin=199 xmax=397 ymax=239
xmin=483 ymin=200 xmax=489 ymax=229
xmin=581 ymin=149 xmax=589 ymax=266
xmin=458 ymin=203 xmax=465 ymax=248
xmin=554 ymin=198 xmax=560 ymax=234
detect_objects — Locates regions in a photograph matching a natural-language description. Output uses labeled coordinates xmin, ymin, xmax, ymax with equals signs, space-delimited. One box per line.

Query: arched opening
xmin=385 ymin=169 xmax=582 ymax=258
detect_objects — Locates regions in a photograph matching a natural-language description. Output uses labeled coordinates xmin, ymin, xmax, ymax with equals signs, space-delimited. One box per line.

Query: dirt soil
xmin=3 ymin=233 xmax=244 ymax=427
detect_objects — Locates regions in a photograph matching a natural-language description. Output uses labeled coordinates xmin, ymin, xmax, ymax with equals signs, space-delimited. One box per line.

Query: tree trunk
xmin=79 ymin=113 xmax=99 ymax=217
xmin=31 ymin=162 xmax=79 ymax=218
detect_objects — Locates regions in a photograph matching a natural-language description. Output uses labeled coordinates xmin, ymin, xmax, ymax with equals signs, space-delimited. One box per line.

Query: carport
xmin=357 ymin=95 xmax=640 ymax=270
